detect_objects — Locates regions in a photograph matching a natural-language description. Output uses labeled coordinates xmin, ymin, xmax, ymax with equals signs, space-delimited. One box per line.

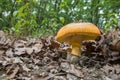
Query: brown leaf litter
xmin=0 ymin=27 xmax=120 ymax=80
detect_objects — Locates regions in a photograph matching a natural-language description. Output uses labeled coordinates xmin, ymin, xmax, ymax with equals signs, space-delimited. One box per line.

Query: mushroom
xmin=55 ymin=22 xmax=101 ymax=63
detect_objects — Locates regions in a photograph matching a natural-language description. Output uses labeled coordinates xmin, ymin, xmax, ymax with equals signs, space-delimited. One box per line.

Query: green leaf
xmin=60 ymin=17 xmax=65 ymax=24
xmin=105 ymin=23 xmax=111 ymax=27
xmin=112 ymin=18 xmax=118 ymax=23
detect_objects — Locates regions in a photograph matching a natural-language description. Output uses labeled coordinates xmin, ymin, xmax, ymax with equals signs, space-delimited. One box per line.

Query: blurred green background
xmin=0 ymin=0 xmax=120 ymax=37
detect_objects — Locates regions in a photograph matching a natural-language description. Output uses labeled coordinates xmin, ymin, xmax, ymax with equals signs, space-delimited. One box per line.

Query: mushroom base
xmin=67 ymin=53 xmax=80 ymax=64
xmin=67 ymin=43 xmax=81 ymax=63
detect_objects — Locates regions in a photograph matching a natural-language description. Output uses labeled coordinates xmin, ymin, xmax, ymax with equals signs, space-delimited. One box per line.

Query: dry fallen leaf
xmin=21 ymin=64 xmax=31 ymax=72
xmin=60 ymin=62 xmax=84 ymax=78
xmin=7 ymin=65 xmax=19 ymax=79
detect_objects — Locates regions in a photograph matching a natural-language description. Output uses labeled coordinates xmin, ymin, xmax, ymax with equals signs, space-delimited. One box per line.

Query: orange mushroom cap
xmin=56 ymin=22 xmax=101 ymax=44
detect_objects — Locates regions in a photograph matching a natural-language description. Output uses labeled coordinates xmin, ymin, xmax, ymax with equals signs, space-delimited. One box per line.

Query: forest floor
xmin=0 ymin=27 xmax=120 ymax=80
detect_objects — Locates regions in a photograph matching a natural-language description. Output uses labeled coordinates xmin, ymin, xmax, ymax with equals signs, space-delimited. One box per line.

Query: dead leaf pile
xmin=0 ymin=28 xmax=119 ymax=80
xmin=81 ymin=27 xmax=120 ymax=67
xmin=0 ymin=34 xmax=68 ymax=80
